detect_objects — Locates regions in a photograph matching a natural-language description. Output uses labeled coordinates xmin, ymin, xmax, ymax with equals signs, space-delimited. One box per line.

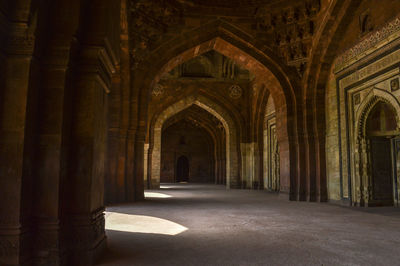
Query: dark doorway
xmin=176 ymin=156 xmax=189 ymax=182
xmin=370 ymin=137 xmax=394 ymax=205
xmin=366 ymin=102 xmax=397 ymax=206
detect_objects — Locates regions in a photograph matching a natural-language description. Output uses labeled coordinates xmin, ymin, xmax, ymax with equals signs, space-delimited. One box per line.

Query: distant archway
xmin=149 ymin=94 xmax=239 ymax=189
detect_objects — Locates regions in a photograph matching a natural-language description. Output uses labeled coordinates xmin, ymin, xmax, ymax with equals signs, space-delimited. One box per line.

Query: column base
xmin=0 ymin=224 xmax=31 ymax=266
xmin=65 ymin=208 xmax=106 ymax=265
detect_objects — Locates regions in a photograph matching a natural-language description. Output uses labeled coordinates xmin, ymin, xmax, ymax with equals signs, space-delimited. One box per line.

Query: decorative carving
xmin=272 ymin=127 xmax=280 ymax=191
xmin=66 ymin=209 xmax=105 ymax=249
xmin=93 ymin=215 xmax=105 ymax=240
xmin=357 ymin=95 xmax=394 ymax=138
xmin=152 ymin=84 xmax=164 ymax=96
xmin=391 ymin=78 xmax=399 ymax=92
xmin=129 ymin=0 xmax=183 ymax=69
xmin=335 ymin=16 xmax=400 ymax=72
xmin=253 ymin=0 xmax=320 ymax=76
xmin=353 ymin=93 xmax=361 ymax=105
xmin=0 ymin=239 xmax=18 ymax=258
xmin=229 ymin=84 xmax=242 ymax=99
xmin=339 ymin=49 xmax=400 ymax=88
xmin=352 ymin=93 xmax=400 ymax=206
xmin=162 ymin=51 xmax=251 ymax=81
xmin=222 ymin=57 xmax=237 ymax=79
xmin=359 ymin=10 xmax=374 ymax=35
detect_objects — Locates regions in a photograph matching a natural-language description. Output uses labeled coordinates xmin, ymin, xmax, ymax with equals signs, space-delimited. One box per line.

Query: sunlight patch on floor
xmin=105 ymin=212 xmax=188 ymax=235
xmin=144 ymin=191 xmax=172 ymax=198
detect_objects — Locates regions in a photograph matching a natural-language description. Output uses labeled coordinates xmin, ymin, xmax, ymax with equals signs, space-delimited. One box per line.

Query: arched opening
xmin=176 ymin=156 xmax=190 ymax=182
xmin=353 ymin=93 xmax=400 ymax=207
xmin=160 ymin=106 xmax=219 ymax=184
xmin=148 ymin=95 xmax=235 ymax=189
xmin=366 ymin=102 xmax=398 ymax=206
xmin=142 ymin=32 xmax=300 ymax=196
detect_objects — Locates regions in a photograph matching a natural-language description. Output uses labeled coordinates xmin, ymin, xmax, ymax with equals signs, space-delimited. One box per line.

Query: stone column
xmin=31 ymin=2 xmax=82 ymax=264
xmin=105 ymin=64 xmax=125 ymax=204
xmin=240 ymin=143 xmax=258 ymax=189
xmin=64 ymin=45 xmax=114 ymax=265
xmin=144 ymin=143 xmax=150 ymax=188
xmin=0 ymin=4 xmax=36 ymax=264
xmin=105 ymin=0 xmax=131 ymax=204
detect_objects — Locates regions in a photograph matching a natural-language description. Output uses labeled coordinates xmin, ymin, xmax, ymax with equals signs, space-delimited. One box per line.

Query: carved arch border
xmin=351 ymin=88 xmax=400 ymax=206
xmin=355 ymin=88 xmax=400 ymax=138
xmin=149 ymin=94 xmax=238 ymax=189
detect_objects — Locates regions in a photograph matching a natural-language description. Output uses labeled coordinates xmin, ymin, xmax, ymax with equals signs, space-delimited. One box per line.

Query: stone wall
xmin=327 ymin=13 xmax=400 ymax=205
xmin=161 ymin=121 xmax=214 ymax=183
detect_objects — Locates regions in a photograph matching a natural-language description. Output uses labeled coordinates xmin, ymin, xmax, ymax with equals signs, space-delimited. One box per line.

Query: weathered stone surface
xmin=2 ymin=0 xmax=400 ymax=265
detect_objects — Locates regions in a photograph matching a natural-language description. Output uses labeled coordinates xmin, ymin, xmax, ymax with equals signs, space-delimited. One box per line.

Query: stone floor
xmin=98 ymin=183 xmax=400 ymax=266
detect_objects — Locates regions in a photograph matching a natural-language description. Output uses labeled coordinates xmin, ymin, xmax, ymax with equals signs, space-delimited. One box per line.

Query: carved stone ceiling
xmin=130 ymin=0 xmax=322 ymax=76
xmin=163 ymin=105 xmax=223 ymax=132
xmin=161 ymin=50 xmax=253 ymax=81
xmin=176 ymin=0 xmax=282 ymax=8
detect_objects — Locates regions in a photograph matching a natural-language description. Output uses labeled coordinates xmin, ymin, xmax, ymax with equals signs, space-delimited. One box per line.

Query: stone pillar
xmin=30 ymin=1 xmax=82 ymax=264
xmin=144 ymin=143 xmax=150 ymax=188
xmin=64 ymin=45 xmax=113 ymax=265
xmin=240 ymin=143 xmax=258 ymax=189
xmin=134 ymin=132 xmax=145 ymax=199
xmin=151 ymin=128 xmax=162 ymax=188
xmin=125 ymin=129 xmax=137 ymax=200
xmin=0 ymin=5 xmax=36 ymax=264
xmin=105 ymin=63 xmax=120 ymax=203
xmin=105 ymin=127 xmax=120 ymax=204
xmin=104 ymin=0 xmax=131 ymax=204
xmin=32 ymin=43 xmax=75 ymax=265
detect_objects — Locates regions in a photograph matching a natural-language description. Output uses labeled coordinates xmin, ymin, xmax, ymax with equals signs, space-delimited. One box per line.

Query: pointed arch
xmin=149 ymin=94 xmax=239 ymax=189
xmin=134 ymin=19 xmax=303 ymax=199
xmin=355 ymin=88 xmax=400 ymax=138
xmin=351 ymin=88 xmax=400 ymax=206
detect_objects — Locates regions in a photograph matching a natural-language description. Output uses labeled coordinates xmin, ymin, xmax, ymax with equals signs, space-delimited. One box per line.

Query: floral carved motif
xmin=152 ymin=84 xmax=164 ymax=96
xmin=335 ymin=16 xmax=400 ymax=72
xmin=0 ymin=239 xmax=18 ymax=258
xmin=129 ymin=0 xmax=183 ymax=69
xmin=229 ymin=84 xmax=242 ymax=99
xmin=253 ymin=0 xmax=320 ymax=76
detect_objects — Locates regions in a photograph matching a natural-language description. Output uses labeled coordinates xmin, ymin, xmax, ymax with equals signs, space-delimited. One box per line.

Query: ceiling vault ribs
xmin=129 ymin=0 xmax=322 ymax=77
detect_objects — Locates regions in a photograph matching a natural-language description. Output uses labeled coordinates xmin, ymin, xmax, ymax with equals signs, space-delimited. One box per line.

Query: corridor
xmin=98 ymin=184 xmax=400 ymax=266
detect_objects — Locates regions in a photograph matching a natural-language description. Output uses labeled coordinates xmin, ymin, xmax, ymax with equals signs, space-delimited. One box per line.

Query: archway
xmin=149 ymin=94 xmax=238 ymax=189
xmin=137 ymin=27 xmax=300 ymax=198
xmin=176 ymin=156 xmax=190 ymax=182
xmin=354 ymin=92 xmax=400 ymax=206
xmin=366 ymin=102 xmax=397 ymax=206
xmin=160 ymin=105 xmax=222 ymax=184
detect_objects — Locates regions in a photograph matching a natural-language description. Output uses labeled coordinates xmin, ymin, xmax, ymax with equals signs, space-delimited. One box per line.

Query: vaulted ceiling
xmin=163 ymin=105 xmax=223 ymax=132
xmin=129 ymin=0 xmax=324 ymax=76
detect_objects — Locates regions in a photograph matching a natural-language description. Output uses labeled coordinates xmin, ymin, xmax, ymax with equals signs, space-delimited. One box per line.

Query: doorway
xmin=366 ymin=102 xmax=398 ymax=206
xmin=370 ymin=137 xmax=393 ymax=205
xmin=176 ymin=156 xmax=190 ymax=182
